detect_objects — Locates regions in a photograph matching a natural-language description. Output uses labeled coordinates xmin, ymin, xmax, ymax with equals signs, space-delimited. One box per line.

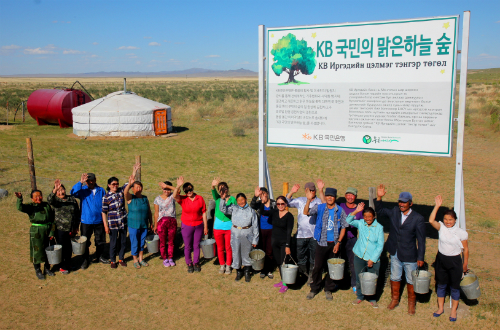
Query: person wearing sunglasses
xmin=155 ymin=181 xmax=178 ymax=268
xmin=173 ymin=176 xmax=208 ymax=273
xmin=258 ymin=196 xmax=294 ymax=293
xmin=219 ymin=192 xmax=259 ymax=282
xmin=250 ymin=186 xmax=277 ymax=279
xmin=101 ymin=166 xmax=139 ymax=269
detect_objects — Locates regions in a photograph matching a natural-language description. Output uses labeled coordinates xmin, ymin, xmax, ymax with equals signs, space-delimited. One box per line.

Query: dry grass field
xmin=0 ymin=74 xmax=499 ymax=329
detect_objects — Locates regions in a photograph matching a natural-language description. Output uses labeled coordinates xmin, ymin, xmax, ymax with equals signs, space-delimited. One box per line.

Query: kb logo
xmin=362 ymin=135 xmax=372 ymax=144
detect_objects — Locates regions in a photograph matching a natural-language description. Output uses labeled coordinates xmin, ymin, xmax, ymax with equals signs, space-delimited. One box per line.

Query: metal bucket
xmin=200 ymin=238 xmax=216 ymax=259
xmin=145 ymin=235 xmax=160 ymax=254
xmin=411 ymin=269 xmax=433 ymax=294
xmin=45 ymin=242 xmax=62 ymax=265
xmin=359 ymin=271 xmax=378 ymax=295
xmin=249 ymin=249 xmax=265 ymax=271
xmin=327 ymin=258 xmax=345 ymax=280
xmin=71 ymin=236 xmax=87 ymax=255
xmin=461 ymin=271 xmax=481 ymax=300
xmin=281 ymin=264 xmax=298 ymax=284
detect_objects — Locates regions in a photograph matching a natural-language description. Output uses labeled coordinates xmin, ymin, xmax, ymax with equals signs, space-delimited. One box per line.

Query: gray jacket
xmin=220 ymin=201 xmax=259 ymax=245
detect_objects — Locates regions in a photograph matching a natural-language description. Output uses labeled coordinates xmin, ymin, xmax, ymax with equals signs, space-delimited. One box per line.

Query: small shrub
xmin=232 ymin=127 xmax=245 ymax=136
xmin=234 ymin=116 xmax=258 ymax=129
xmin=197 ymin=105 xmax=215 ymax=118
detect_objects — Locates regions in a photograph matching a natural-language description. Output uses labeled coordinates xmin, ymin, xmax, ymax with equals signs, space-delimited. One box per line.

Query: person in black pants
xmin=303 ymin=187 xmax=348 ymax=301
xmin=250 ymin=187 xmax=277 ymax=279
xmin=260 ymin=196 xmax=294 ymax=293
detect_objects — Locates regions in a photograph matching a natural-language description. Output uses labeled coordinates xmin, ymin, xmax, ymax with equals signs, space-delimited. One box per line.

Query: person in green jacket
xmin=15 ymin=190 xmax=55 ymax=280
xmin=211 ymin=177 xmax=236 ymax=275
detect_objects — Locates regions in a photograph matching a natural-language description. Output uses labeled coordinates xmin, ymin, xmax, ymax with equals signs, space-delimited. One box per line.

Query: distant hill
xmin=4 ymin=68 xmax=257 ymax=78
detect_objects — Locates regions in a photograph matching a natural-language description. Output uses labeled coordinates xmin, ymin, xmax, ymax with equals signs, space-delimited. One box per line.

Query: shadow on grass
xmin=172 ymin=126 xmax=189 ymax=133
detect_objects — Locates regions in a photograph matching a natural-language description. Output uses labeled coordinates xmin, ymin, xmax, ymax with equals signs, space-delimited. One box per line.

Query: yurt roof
xmin=72 ymin=91 xmax=170 ymax=116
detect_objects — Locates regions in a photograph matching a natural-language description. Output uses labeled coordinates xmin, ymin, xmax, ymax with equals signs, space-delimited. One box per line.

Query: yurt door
xmin=154 ymin=109 xmax=168 ymax=135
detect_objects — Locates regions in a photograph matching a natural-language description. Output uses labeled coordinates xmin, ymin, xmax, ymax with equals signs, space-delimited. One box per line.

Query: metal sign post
xmin=454 ymin=11 xmax=470 ymax=230
xmin=258 ymin=24 xmax=274 ymax=199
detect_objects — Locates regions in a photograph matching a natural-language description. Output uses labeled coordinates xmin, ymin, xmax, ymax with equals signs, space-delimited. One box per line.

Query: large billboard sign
xmin=267 ymin=16 xmax=459 ymax=157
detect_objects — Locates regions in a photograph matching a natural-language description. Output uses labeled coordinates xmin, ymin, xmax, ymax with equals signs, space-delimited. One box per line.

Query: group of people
xmin=16 ymin=172 xmax=470 ymax=321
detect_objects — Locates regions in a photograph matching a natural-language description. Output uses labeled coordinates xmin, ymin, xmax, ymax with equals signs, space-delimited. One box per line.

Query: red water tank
xmin=27 ymin=89 xmax=92 ymax=128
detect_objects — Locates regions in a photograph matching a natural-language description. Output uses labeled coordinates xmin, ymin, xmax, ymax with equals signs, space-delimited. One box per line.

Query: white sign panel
xmin=267 ymin=16 xmax=459 ymax=156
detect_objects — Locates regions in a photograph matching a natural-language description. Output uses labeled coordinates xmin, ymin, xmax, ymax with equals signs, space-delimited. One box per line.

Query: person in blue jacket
xmin=71 ymin=173 xmax=108 ymax=269
xmin=303 ymin=187 xmax=348 ymax=301
xmin=346 ymin=202 xmax=385 ymax=308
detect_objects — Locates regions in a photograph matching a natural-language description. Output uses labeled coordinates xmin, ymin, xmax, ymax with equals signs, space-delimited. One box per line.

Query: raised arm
xmin=124 ymin=175 xmax=135 ymax=203
xmin=172 ymin=176 xmax=184 ymax=203
xmin=15 ymin=193 xmax=34 ymax=214
xmin=303 ymin=189 xmax=316 ymax=216
xmin=346 ymin=202 xmax=365 ymax=228
xmin=71 ymin=174 xmax=88 ymax=198
xmin=286 ymin=184 xmax=300 ymax=200
xmin=250 ymin=187 xmax=261 ymax=210
xmin=374 ymin=184 xmax=391 ymax=217
xmin=316 ymin=179 xmax=326 ymax=203
xmin=428 ymin=195 xmax=442 ymax=231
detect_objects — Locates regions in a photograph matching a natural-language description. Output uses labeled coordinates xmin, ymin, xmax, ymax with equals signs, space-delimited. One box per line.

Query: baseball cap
xmin=325 ymin=188 xmax=337 ymax=197
xmin=87 ymin=173 xmax=96 ymax=181
xmin=398 ymin=192 xmax=413 ymax=203
xmin=345 ymin=187 xmax=358 ymax=196
xmin=304 ymin=182 xmax=316 ymax=191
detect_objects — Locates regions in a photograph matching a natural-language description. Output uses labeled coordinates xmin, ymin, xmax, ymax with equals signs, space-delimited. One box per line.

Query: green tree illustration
xmin=271 ymin=33 xmax=316 ymax=84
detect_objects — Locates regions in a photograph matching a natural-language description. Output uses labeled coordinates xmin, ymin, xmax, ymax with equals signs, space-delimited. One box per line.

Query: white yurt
xmin=72 ymin=90 xmax=172 ymax=137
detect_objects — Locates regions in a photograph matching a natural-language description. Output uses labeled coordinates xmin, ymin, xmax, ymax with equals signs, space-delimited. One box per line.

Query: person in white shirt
xmin=286 ymin=180 xmax=325 ymax=285
xmin=429 ymin=195 xmax=469 ymax=323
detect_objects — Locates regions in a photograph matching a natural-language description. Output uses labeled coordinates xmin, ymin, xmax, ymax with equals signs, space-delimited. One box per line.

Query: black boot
xmin=244 ymin=266 xmax=252 ymax=283
xmin=44 ymin=263 xmax=55 ymax=277
xmin=235 ymin=269 xmax=244 ymax=281
xmin=34 ymin=264 xmax=44 ymax=280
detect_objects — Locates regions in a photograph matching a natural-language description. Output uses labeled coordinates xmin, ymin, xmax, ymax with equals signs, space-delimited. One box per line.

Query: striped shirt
xmin=102 ymin=184 xmax=128 ymax=230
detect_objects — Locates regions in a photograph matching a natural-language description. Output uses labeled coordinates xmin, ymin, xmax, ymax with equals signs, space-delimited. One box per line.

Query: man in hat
xmin=375 ymin=184 xmax=426 ymax=315
xmin=303 ymin=187 xmax=348 ymax=301
xmin=286 ymin=180 xmax=325 ymax=285
xmin=71 ymin=173 xmax=108 ymax=269
xmin=338 ymin=187 xmax=363 ymax=294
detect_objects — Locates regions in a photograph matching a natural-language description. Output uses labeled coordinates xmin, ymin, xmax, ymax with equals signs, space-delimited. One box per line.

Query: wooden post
xmin=26 ymin=138 xmax=37 ymax=191
xmin=283 ymin=182 xmax=289 ymax=210
xmin=135 ymin=155 xmax=141 ymax=182
xmin=369 ymin=187 xmax=376 ymax=209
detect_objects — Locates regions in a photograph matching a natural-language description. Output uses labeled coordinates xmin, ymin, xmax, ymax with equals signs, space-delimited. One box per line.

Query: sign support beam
xmin=454 ymin=11 xmax=470 ymax=230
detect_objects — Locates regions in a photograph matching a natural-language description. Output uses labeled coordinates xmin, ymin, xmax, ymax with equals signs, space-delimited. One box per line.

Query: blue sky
xmin=0 ymin=0 xmax=498 ymax=75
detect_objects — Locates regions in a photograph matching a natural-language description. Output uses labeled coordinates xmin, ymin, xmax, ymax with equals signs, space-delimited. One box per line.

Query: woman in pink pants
xmin=155 ymin=181 xmax=178 ymax=267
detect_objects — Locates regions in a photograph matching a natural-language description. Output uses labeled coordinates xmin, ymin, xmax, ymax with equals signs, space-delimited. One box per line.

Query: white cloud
xmin=63 ymin=49 xmax=84 ymax=55
xmin=117 ymin=46 xmax=139 ymax=50
xmin=92 ymin=42 xmax=98 ymax=45
xmin=143 ymin=36 xmax=152 ymax=39
xmin=89 ymin=54 xmax=98 ymax=58
xmin=470 ymin=53 xmax=499 ymax=61
xmin=149 ymin=42 xmax=160 ymax=46
xmin=496 ymin=20 xmax=500 ymax=23
xmin=191 ymin=59 xmax=198 ymax=62
xmin=206 ymin=55 xmax=220 ymax=58
xmin=1 ymin=44 xmax=21 ymax=50
xmin=163 ymin=40 xmax=171 ymax=43
xmin=238 ymin=61 xmax=250 ymax=65
xmin=136 ymin=61 xmax=141 ymax=65
xmin=24 ymin=44 xmax=57 ymax=55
